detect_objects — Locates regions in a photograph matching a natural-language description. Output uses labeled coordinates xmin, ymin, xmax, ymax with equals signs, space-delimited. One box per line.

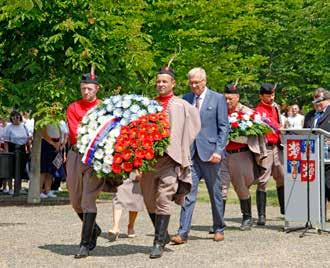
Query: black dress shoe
xmin=74 ymin=245 xmax=89 ymax=259
xmin=150 ymin=243 xmax=163 ymax=259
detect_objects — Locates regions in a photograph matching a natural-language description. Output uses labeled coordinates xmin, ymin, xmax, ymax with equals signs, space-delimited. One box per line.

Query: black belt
xmin=227 ymin=147 xmax=249 ymax=154
xmin=266 ymin=143 xmax=277 ymax=149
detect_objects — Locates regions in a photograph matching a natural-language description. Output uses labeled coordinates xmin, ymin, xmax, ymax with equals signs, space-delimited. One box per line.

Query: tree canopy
xmin=0 ymin=0 xmax=329 ymax=122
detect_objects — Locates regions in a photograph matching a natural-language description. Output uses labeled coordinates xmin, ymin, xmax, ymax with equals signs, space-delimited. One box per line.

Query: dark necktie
xmin=195 ymin=96 xmax=201 ymax=110
xmin=313 ymin=111 xmax=323 ymax=127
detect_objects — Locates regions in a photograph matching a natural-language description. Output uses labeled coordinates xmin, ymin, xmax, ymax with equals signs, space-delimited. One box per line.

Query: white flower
xmin=81 ymin=135 xmax=89 ymax=145
xmin=111 ymin=95 xmax=122 ymax=104
xmin=123 ymin=110 xmax=131 ymax=119
xmin=130 ymin=104 xmax=140 ymax=113
xmin=239 ymin=122 xmax=248 ymax=130
xmin=123 ymin=94 xmax=133 ymax=100
xmin=122 ymin=99 xmax=132 ymax=108
xmin=103 ymin=98 xmax=111 ymax=105
xmin=106 ymin=103 xmax=114 ymax=112
xmin=94 ymin=149 xmax=104 ymax=160
xmin=130 ymin=114 xmax=139 ymax=121
xmin=97 ymin=109 xmax=106 ymax=117
xmin=120 ymin=118 xmax=129 ymax=125
xmin=254 ymin=114 xmax=262 ymax=123
xmin=147 ymin=105 xmax=157 ymax=114
xmin=243 ymin=114 xmax=250 ymax=121
xmin=156 ymin=105 xmax=163 ymax=112
xmin=246 ymin=121 xmax=253 ymax=127
xmin=97 ymin=115 xmax=108 ymax=124
xmin=89 ymin=122 xmax=99 ymax=131
xmin=104 ymin=145 xmax=114 ymax=156
xmin=229 ymin=116 xmax=238 ymax=123
xmin=142 ymin=98 xmax=151 ymax=106
xmin=88 ymin=112 xmax=97 ymax=121
xmin=78 ymin=126 xmax=87 ymax=135
xmin=93 ymin=161 xmax=102 ymax=172
xmin=231 ymin=112 xmax=238 ymax=118
xmin=113 ymin=108 xmax=123 ymax=117
xmin=137 ymin=109 xmax=147 ymax=117
xmin=82 ymin=116 xmax=89 ymax=124
xmin=104 ymin=155 xmax=113 ymax=165
xmin=102 ymin=164 xmax=112 ymax=174
xmin=115 ymin=100 xmax=122 ymax=108
xmin=109 ymin=127 xmax=120 ymax=138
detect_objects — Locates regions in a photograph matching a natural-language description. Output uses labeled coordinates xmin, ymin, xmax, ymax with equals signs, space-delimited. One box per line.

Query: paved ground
xmin=1 ymin=200 xmax=330 ymax=268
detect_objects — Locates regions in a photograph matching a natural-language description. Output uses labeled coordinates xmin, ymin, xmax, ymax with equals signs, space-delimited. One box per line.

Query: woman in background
xmin=108 ymin=171 xmax=144 ymax=241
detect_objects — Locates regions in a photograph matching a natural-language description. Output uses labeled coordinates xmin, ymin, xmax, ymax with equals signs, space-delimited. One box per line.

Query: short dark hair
xmin=9 ymin=110 xmax=22 ymax=123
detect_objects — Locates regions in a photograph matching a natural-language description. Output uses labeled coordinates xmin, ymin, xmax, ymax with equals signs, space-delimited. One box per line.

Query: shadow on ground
xmin=39 ymin=243 xmax=168 ymax=257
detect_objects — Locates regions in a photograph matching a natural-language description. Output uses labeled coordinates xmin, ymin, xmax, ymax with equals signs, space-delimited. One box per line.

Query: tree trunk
xmin=27 ymin=129 xmax=41 ymax=204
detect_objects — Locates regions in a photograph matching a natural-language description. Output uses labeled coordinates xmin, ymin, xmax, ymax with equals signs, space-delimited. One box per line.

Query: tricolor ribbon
xmin=82 ymin=117 xmax=120 ymax=166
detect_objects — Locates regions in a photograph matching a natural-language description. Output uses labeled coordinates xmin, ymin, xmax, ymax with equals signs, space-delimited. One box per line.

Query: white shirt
xmin=193 ymin=87 xmax=208 ymax=111
xmin=286 ymin=114 xmax=305 ymax=129
xmin=4 ymin=123 xmax=29 ymax=145
xmin=24 ymin=118 xmax=35 ymax=137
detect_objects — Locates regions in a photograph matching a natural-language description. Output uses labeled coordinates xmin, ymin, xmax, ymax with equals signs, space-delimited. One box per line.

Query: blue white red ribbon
xmin=82 ymin=117 xmax=120 ymax=166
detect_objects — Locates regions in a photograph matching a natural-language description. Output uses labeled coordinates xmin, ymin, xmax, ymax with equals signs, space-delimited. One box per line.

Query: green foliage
xmin=0 ymin=0 xmax=329 ymax=125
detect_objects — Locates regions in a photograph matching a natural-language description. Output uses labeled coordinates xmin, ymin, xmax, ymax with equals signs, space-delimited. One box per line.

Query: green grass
xmin=57 ymin=179 xmax=279 ymax=206
xmin=197 ymin=179 xmax=279 ymax=206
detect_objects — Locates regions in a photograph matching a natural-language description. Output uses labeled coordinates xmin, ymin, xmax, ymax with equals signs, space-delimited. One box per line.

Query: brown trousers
xmin=257 ymin=145 xmax=284 ymax=191
xmin=140 ymin=155 xmax=179 ymax=215
xmin=66 ymin=150 xmax=105 ymax=213
xmin=221 ymin=151 xmax=255 ymax=200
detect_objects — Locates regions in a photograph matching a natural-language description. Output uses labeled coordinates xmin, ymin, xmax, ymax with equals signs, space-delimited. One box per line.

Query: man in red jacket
xmin=66 ymin=71 xmax=104 ymax=258
xmin=255 ymin=83 xmax=284 ymax=226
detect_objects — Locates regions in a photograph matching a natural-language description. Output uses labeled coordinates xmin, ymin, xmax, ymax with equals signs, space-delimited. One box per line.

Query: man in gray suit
xmin=171 ymin=67 xmax=229 ymax=243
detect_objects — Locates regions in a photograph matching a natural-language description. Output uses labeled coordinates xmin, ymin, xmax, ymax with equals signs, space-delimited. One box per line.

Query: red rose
xmin=122 ymin=149 xmax=132 ymax=161
xmin=160 ymin=129 xmax=170 ymax=138
xmin=114 ymin=142 xmax=126 ymax=153
xmin=152 ymin=132 xmax=162 ymax=141
xmin=149 ymin=114 xmax=158 ymax=122
xmin=112 ymin=164 xmax=122 ymax=174
xmin=135 ymin=149 xmax=145 ymax=159
xmin=130 ymin=140 xmax=138 ymax=149
xmin=123 ymin=162 xmax=133 ymax=172
xmin=120 ymin=126 xmax=130 ymax=135
xmin=113 ymin=153 xmax=123 ymax=164
xmin=133 ymin=158 xmax=143 ymax=168
xmin=145 ymin=149 xmax=154 ymax=160
xmin=231 ymin=122 xmax=239 ymax=128
xmin=138 ymin=131 xmax=148 ymax=140
xmin=129 ymin=128 xmax=138 ymax=139
xmin=142 ymin=138 xmax=153 ymax=149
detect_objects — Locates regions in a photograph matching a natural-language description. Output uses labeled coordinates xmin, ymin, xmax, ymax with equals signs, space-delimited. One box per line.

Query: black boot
xmin=89 ymin=223 xmax=102 ymax=251
xmin=149 ymin=212 xmax=170 ymax=245
xmin=239 ymin=198 xmax=252 ymax=231
xmin=256 ymin=190 xmax=266 ymax=226
xmin=209 ymin=199 xmax=226 ymax=234
xmin=277 ymin=186 xmax=285 ymax=215
xmin=77 ymin=213 xmax=101 ymax=251
xmin=150 ymin=214 xmax=170 ymax=259
xmin=74 ymin=213 xmax=96 ymax=259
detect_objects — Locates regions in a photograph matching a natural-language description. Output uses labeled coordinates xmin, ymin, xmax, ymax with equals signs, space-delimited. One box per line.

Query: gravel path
xmin=1 ymin=201 xmax=330 ymax=267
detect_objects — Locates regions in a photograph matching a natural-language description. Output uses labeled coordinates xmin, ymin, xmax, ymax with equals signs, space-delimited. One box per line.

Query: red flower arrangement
xmin=111 ymin=112 xmax=170 ymax=176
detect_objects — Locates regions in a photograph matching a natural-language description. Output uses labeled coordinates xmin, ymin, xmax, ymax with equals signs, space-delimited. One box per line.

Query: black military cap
xmin=80 ymin=73 xmax=99 ymax=85
xmin=157 ymin=66 xmax=175 ymax=79
xmin=259 ymin=83 xmax=277 ymax=95
xmin=224 ymin=83 xmax=239 ymax=94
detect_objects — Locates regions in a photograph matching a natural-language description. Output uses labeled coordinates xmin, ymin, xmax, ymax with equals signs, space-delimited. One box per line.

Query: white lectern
xmin=281 ymin=128 xmax=330 ymax=233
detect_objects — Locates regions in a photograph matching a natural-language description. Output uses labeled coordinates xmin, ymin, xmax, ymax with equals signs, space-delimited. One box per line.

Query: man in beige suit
xmin=139 ymin=66 xmax=201 ymax=259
